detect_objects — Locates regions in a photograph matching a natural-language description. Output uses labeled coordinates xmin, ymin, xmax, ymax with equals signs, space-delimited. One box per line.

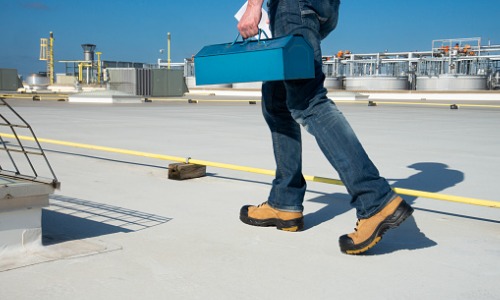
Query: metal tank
xmin=491 ymin=71 xmax=500 ymax=90
xmin=25 ymin=74 xmax=49 ymax=90
xmin=416 ymin=75 xmax=487 ymax=91
xmin=322 ymin=59 xmax=344 ymax=89
xmin=324 ymin=77 xmax=343 ymax=89
xmin=82 ymin=44 xmax=96 ymax=61
xmin=344 ymin=76 xmax=409 ymax=91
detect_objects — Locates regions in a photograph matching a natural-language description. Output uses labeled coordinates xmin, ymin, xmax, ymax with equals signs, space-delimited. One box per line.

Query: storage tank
xmin=324 ymin=77 xmax=343 ymax=89
xmin=416 ymin=75 xmax=487 ymax=91
xmin=344 ymin=76 xmax=408 ymax=91
xmin=82 ymin=44 xmax=96 ymax=61
xmin=25 ymin=74 xmax=49 ymax=91
xmin=492 ymin=71 xmax=500 ymax=90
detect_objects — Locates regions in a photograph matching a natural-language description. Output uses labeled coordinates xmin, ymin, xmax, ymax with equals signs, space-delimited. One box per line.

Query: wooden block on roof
xmin=168 ymin=163 xmax=206 ymax=180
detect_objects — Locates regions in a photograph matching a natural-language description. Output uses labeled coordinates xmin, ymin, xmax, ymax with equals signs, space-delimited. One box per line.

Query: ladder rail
xmin=0 ymin=98 xmax=60 ymax=188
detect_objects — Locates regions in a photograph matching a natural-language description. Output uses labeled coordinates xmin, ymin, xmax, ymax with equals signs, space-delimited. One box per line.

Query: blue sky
xmin=1 ymin=0 xmax=499 ymax=77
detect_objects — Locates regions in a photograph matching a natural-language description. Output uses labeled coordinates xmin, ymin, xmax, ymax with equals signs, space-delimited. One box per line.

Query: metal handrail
xmin=0 ymin=98 xmax=60 ymax=188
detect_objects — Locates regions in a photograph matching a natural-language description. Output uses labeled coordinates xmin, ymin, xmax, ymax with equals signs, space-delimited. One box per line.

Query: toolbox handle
xmin=231 ymin=29 xmax=269 ymax=46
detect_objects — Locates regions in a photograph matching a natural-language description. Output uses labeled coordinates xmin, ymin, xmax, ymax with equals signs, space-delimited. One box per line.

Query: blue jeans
xmin=263 ymin=0 xmax=396 ymax=218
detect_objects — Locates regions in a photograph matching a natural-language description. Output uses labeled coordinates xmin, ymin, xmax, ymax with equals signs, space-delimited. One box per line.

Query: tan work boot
xmin=240 ymin=202 xmax=304 ymax=232
xmin=339 ymin=196 xmax=413 ymax=255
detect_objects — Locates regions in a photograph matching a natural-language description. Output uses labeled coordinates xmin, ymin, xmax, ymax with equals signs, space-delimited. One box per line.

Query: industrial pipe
xmin=0 ymin=132 xmax=498 ymax=209
xmin=48 ymin=32 xmax=54 ymax=85
xmin=167 ymin=32 xmax=171 ymax=70
xmin=373 ymin=101 xmax=500 ymax=109
xmin=96 ymin=52 xmax=102 ymax=85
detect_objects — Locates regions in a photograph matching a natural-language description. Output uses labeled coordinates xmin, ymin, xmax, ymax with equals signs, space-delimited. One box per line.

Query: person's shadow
xmin=304 ymin=162 xmax=465 ymax=254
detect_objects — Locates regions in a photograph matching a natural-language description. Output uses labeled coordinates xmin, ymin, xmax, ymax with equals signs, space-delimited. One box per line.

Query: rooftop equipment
xmin=82 ymin=44 xmax=96 ymax=62
xmin=39 ymin=32 xmax=54 ymax=85
xmin=315 ymin=37 xmax=500 ymax=91
xmin=80 ymin=44 xmax=97 ymax=84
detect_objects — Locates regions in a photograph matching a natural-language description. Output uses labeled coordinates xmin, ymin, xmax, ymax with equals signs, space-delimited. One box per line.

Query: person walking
xmin=237 ymin=0 xmax=414 ymax=255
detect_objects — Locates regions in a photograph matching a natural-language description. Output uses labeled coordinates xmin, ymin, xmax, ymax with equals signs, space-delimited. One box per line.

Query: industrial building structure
xmin=5 ymin=35 xmax=500 ymax=95
xmin=57 ymin=43 xmax=187 ymax=97
xmin=16 ymin=32 xmax=187 ymax=97
xmin=184 ymin=37 xmax=500 ymax=91
xmin=320 ymin=37 xmax=500 ymax=91
xmin=0 ymin=69 xmax=23 ymax=91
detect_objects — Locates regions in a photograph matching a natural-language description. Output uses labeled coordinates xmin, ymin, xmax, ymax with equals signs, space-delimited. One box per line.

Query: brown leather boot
xmin=339 ymin=196 xmax=413 ymax=255
xmin=240 ymin=202 xmax=304 ymax=232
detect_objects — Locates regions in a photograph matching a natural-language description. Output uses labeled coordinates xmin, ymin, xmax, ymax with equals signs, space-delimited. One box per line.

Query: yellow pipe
xmin=188 ymin=158 xmax=275 ymax=176
xmin=48 ymin=32 xmax=54 ymax=85
xmin=77 ymin=63 xmax=92 ymax=84
xmin=371 ymin=101 xmax=500 ymax=109
xmin=96 ymin=52 xmax=102 ymax=85
xmin=391 ymin=187 xmax=499 ymax=207
xmin=78 ymin=63 xmax=83 ymax=82
xmin=148 ymin=98 xmax=500 ymax=109
xmin=149 ymin=98 xmax=260 ymax=103
xmin=0 ymin=133 xmax=187 ymax=163
xmin=1 ymin=132 xmax=498 ymax=208
xmin=1 ymin=93 xmax=68 ymax=98
xmin=192 ymin=99 xmax=259 ymax=103
xmin=452 ymin=103 xmax=500 ymax=109
xmin=4 ymin=94 xmax=500 ymax=109
xmin=1 ymin=95 xmax=68 ymax=102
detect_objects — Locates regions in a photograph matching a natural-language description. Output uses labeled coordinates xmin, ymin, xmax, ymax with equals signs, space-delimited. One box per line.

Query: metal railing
xmin=0 ymin=98 xmax=59 ymax=188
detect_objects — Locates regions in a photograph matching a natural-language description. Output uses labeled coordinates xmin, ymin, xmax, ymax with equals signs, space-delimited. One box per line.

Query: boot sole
xmin=240 ymin=207 xmax=304 ymax=232
xmin=340 ymin=200 xmax=414 ymax=255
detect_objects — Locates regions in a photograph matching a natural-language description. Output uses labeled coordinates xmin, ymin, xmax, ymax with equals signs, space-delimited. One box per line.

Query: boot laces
xmin=354 ymin=219 xmax=360 ymax=231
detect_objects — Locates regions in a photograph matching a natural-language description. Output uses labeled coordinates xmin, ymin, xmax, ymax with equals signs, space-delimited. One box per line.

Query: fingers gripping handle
xmin=231 ymin=29 xmax=269 ymax=46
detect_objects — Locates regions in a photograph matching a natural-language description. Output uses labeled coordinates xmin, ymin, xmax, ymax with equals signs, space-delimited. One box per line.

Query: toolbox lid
xmin=195 ymin=35 xmax=310 ymax=58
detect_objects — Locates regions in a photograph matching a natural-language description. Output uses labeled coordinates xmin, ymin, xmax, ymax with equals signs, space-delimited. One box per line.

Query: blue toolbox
xmin=194 ymin=34 xmax=314 ymax=85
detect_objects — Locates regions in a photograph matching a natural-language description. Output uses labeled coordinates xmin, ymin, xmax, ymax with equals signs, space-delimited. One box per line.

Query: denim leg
xmin=290 ymin=77 xmax=396 ymax=218
xmin=262 ymin=81 xmax=306 ymax=212
xmin=265 ymin=0 xmax=395 ymax=218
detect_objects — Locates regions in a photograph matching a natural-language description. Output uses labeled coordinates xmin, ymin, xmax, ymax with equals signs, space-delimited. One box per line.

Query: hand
xmin=237 ymin=1 xmax=263 ymax=39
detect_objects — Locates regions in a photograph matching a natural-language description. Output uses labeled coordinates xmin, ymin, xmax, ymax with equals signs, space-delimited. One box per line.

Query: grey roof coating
xmin=0 ymin=94 xmax=499 ymax=299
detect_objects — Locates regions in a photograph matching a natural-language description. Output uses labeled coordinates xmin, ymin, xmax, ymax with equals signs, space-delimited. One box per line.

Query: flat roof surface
xmin=0 ymin=95 xmax=499 ymax=299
